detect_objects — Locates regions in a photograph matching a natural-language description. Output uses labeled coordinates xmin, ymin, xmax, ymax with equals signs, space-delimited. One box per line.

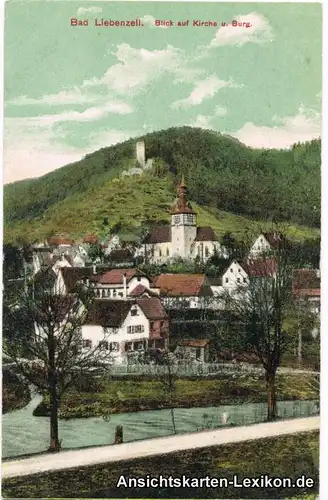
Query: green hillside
xmin=4 ymin=127 xmax=321 ymax=244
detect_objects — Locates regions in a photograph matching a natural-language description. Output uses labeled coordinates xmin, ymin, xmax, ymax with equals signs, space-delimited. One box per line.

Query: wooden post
xmin=115 ymin=425 xmax=123 ymax=444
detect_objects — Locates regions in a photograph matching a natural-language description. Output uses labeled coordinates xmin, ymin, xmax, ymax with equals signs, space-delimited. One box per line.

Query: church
xmin=143 ymin=179 xmax=228 ymax=264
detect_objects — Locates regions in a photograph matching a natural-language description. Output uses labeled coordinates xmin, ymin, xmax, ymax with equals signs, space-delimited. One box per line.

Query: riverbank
xmin=2 ymin=369 xmax=30 ymax=414
xmin=2 ymin=431 xmax=319 ymax=498
xmin=33 ymin=373 xmax=318 ymax=419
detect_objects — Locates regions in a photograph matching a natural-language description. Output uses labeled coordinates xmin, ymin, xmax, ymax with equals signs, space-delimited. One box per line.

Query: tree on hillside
xmin=3 ymin=272 xmax=109 ymax=452
xmin=224 ymin=234 xmax=297 ymax=421
xmin=87 ymin=243 xmax=105 ymax=263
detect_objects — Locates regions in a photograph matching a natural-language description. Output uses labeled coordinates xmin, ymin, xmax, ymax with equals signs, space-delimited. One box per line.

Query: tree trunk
xmin=298 ymin=330 xmax=302 ymax=366
xmin=170 ymin=406 xmax=177 ymax=434
xmin=266 ymin=371 xmax=278 ymax=421
xmin=48 ymin=372 xmax=60 ymax=452
xmin=48 ymin=334 xmax=60 ymax=453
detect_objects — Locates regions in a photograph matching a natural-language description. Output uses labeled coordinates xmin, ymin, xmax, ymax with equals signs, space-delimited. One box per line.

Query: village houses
xmin=81 ymin=297 xmax=169 ymax=364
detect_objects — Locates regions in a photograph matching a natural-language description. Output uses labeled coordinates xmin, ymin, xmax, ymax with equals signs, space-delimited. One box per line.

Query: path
xmin=2 ymin=416 xmax=319 ymax=480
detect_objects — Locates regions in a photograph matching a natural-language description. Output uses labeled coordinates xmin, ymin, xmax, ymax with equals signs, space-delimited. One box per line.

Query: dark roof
xmin=129 ymin=284 xmax=157 ymax=297
xmin=52 ymin=254 xmax=74 ymax=266
xmin=152 ymin=273 xmax=212 ymax=297
xmin=97 ymin=268 xmax=145 ymax=285
xmin=144 ymin=226 xmax=171 ymax=244
xmin=34 ymin=267 xmax=57 ymax=285
xmin=85 ymin=300 xmax=131 ymax=327
xmin=61 ymin=267 xmax=94 ymax=293
xmin=262 ymin=232 xmax=286 ymax=248
xmin=136 ymin=297 xmax=167 ymax=320
xmin=177 ymin=339 xmax=209 ymax=347
xmin=208 ymin=277 xmax=222 ymax=286
xmin=195 ymin=226 xmax=218 ymax=241
xmin=107 ymin=248 xmax=134 ymax=263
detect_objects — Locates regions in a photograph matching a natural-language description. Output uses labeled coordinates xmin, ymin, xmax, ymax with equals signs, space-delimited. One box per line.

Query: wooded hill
xmin=4 ymin=127 xmax=320 ymax=244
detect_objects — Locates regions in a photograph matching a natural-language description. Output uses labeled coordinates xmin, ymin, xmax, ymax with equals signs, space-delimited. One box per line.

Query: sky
xmin=4 ymin=1 xmax=322 ymax=184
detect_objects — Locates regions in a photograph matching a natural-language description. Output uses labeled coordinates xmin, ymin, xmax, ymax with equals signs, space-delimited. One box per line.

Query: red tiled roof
xmin=293 ymin=288 xmax=320 ymax=298
xmin=242 ymin=258 xmax=277 ymax=277
xmin=83 ymin=234 xmax=99 ymax=244
xmin=144 ymin=226 xmax=171 ymax=244
xmin=177 ymin=339 xmax=209 ymax=348
xmin=152 ymin=273 xmax=212 ymax=297
xmin=195 ymin=226 xmax=217 ymax=241
xmin=48 ymin=236 xmax=74 ymax=246
xmin=292 ymin=269 xmax=320 ymax=290
xmin=97 ymin=268 xmax=145 ymax=285
xmin=136 ymin=297 xmax=167 ymax=320
xmin=129 ymin=284 xmax=157 ymax=297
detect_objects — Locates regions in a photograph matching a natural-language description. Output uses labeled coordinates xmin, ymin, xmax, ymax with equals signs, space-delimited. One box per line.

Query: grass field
xmin=33 ymin=373 xmax=319 ymax=419
xmin=2 ymin=431 xmax=319 ymax=498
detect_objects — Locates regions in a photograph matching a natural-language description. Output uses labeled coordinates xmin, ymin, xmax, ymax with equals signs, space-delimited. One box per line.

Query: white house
xmin=143 ymin=179 xmax=228 ymax=264
xmin=90 ymin=268 xmax=153 ymax=299
xmin=248 ymin=232 xmax=284 ymax=259
xmin=81 ymin=297 xmax=169 ymax=364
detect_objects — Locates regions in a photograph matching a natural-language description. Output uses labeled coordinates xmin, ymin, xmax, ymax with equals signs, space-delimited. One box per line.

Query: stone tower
xmin=136 ymin=141 xmax=146 ymax=167
xmin=171 ymin=177 xmax=197 ymax=260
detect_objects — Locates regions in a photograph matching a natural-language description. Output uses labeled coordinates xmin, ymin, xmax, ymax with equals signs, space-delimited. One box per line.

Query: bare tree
xmin=3 ymin=269 xmax=109 ymax=452
xmin=224 ymin=234 xmax=296 ymax=421
xmin=157 ymin=350 xmax=178 ymax=434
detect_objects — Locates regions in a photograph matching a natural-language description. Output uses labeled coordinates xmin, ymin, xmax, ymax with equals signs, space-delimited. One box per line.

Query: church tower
xmin=171 ymin=178 xmax=197 ymax=259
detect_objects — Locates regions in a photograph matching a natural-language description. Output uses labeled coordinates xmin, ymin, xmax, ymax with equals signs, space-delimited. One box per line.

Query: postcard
xmin=2 ymin=1 xmax=322 ymax=499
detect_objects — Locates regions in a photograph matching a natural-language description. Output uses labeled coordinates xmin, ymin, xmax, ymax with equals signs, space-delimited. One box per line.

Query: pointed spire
xmin=170 ymin=176 xmax=196 ymax=215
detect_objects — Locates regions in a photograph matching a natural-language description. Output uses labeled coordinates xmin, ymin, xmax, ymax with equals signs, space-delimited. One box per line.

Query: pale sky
xmin=4 ymin=1 xmax=322 ymax=184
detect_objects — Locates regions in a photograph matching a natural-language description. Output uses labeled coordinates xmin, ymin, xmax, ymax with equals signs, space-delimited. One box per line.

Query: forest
xmin=4 ymin=127 xmax=320 ymax=244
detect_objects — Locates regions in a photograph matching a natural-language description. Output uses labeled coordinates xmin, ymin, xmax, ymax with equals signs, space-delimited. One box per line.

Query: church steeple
xmin=171 ymin=177 xmax=196 ymax=215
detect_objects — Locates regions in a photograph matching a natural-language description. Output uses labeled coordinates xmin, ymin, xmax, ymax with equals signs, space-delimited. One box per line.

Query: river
xmin=2 ymin=393 xmax=318 ymax=459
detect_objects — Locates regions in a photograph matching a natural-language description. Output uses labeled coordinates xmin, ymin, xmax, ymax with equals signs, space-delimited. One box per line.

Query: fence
xmin=106 ymin=362 xmax=264 ymax=377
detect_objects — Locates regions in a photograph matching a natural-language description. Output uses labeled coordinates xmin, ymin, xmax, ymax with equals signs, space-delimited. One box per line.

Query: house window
xmin=125 ymin=342 xmax=133 ymax=352
xmin=186 ymin=214 xmax=194 ymax=223
xmin=174 ymin=215 xmax=180 ymax=225
xmin=230 ymin=268 xmax=233 ymax=273
xmin=82 ymin=339 xmax=92 ymax=349
xmin=150 ymin=321 xmax=155 ymax=329
xmin=127 ymin=325 xmax=145 ymax=334
xmin=238 ymin=269 xmax=241 ymax=273
xmin=109 ymin=342 xmax=119 ymax=352
xmin=205 ymin=247 xmax=209 ymax=257
xmin=113 ymin=289 xmax=117 ymax=297
xmin=237 ymin=278 xmax=241 ymax=283
xmin=243 ymin=278 xmax=247 ymax=283
xmin=99 ymin=341 xmax=109 ymax=350
xmin=137 ymin=277 xmax=141 ymax=282
xmin=225 ymin=278 xmax=229 ymax=283
xmin=131 ymin=308 xmax=138 ymax=316
xmin=159 ymin=249 xmax=162 ymax=257
xmin=160 ymin=321 xmax=164 ymax=327
xmin=166 ymin=248 xmax=169 ymax=256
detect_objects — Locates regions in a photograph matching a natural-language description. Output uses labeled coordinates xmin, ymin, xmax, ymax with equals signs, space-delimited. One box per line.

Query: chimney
xmin=123 ymin=272 xmax=127 ymax=299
